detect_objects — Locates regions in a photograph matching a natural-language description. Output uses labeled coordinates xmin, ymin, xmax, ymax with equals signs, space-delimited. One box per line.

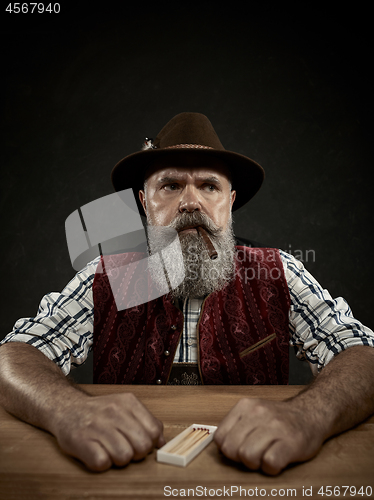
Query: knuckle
xmin=251 ymin=402 xmax=268 ymax=419
xmin=104 ymin=401 xmax=120 ymax=417
xmin=238 ymin=446 xmax=260 ymax=470
xmin=148 ymin=419 xmax=163 ymax=439
xmin=124 ymin=391 xmax=136 ymax=401
xmin=236 ymin=398 xmax=250 ymax=411
xmin=236 ymin=397 xmax=261 ymax=411
xmin=113 ymin=448 xmax=133 ymax=467
xmin=88 ymin=450 xmax=111 ymax=471
xmin=262 ymin=450 xmax=283 ymax=476
xmin=220 ymin=441 xmax=235 ymax=460
xmin=238 ymin=443 xmax=249 ymax=460
xmin=135 ymin=435 xmax=153 ymax=455
xmin=123 ymin=392 xmax=137 ymax=406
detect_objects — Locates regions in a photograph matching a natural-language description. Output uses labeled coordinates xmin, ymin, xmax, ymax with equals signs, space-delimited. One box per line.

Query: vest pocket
xmin=239 ymin=332 xmax=277 ymax=358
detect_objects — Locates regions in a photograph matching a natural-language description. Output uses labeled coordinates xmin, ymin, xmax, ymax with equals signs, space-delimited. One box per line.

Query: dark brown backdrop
xmin=1 ymin=3 xmax=373 ymax=384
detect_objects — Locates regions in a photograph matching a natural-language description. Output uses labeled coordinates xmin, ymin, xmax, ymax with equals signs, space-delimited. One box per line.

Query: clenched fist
xmin=52 ymin=392 xmax=165 ymax=471
xmin=214 ymin=397 xmax=326 ymax=475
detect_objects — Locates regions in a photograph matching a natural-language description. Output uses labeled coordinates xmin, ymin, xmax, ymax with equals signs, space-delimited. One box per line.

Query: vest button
xmin=171 ymin=324 xmax=177 ymax=330
xmin=156 ymin=379 xmax=162 ymax=385
xmin=164 ymin=350 xmax=170 ymax=357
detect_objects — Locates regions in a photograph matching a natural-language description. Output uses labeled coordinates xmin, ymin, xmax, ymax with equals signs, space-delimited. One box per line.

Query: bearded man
xmin=1 ymin=113 xmax=374 ymax=476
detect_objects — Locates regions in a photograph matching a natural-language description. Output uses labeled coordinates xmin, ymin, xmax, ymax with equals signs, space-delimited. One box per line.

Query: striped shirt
xmin=1 ymin=250 xmax=374 ymax=377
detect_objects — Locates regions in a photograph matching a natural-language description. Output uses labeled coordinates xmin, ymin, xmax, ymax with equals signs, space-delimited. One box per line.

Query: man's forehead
xmin=145 ymin=160 xmax=231 ymax=184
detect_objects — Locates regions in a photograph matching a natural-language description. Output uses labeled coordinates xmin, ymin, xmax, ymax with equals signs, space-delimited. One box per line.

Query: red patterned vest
xmin=93 ymin=247 xmax=291 ymax=385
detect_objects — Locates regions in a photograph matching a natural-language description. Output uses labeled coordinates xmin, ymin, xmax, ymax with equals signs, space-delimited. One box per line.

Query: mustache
xmin=169 ymin=212 xmax=221 ymax=236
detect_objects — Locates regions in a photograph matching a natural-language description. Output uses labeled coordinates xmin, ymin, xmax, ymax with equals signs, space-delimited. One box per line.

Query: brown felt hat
xmin=111 ymin=112 xmax=264 ymax=212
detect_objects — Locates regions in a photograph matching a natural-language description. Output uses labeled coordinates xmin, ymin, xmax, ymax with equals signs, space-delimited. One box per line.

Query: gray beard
xmin=146 ymin=212 xmax=236 ymax=300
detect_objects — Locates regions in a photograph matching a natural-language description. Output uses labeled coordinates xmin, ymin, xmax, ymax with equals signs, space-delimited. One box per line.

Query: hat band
xmin=163 ymin=144 xmax=214 ymax=150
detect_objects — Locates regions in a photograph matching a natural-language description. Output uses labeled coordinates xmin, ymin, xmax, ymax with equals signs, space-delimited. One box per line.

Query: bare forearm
xmin=214 ymin=345 xmax=374 ymax=475
xmin=289 ymin=345 xmax=374 ymax=439
xmin=0 ymin=342 xmax=164 ymax=471
xmin=0 ymin=342 xmax=88 ymax=434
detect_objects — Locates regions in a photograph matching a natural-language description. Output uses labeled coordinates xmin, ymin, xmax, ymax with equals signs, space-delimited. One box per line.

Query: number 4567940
xmin=5 ymin=3 xmax=61 ymax=13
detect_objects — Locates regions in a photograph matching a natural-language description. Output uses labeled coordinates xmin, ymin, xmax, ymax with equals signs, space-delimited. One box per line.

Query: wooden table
xmin=0 ymin=385 xmax=373 ymax=499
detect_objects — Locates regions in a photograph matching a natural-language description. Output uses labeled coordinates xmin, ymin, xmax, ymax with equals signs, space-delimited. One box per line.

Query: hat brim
xmin=111 ymin=148 xmax=265 ymax=214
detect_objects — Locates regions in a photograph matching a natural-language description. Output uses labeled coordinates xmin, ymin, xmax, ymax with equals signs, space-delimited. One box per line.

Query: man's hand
xmin=214 ymin=397 xmax=326 ymax=476
xmin=0 ymin=343 xmax=165 ymax=472
xmin=214 ymin=347 xmax=374 ymax=476
xmin=52 ymin=392 xmax=165 ymax=471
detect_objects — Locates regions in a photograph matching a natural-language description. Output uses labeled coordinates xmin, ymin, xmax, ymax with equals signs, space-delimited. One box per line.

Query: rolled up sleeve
xmin=280 ymin=250 xmax=374 ymax=375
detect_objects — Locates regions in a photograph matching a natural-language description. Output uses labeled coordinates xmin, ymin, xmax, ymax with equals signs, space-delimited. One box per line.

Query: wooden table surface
xmin=0 ymin=385 xmax=373 ymax=500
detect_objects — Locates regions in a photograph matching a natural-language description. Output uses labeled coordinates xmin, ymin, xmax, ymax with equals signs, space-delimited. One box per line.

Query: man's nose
xmin=179 ymin=186 xmax=201 ymax=213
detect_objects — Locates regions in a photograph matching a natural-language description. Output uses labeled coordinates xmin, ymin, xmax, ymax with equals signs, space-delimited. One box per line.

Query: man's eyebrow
xmin=156 ymin=175 xmax=223 ymax=185
xmin=157 ymin=176 xmax=180 ymax=184
xmin=201 ymin=176 xmax=221 ymax=185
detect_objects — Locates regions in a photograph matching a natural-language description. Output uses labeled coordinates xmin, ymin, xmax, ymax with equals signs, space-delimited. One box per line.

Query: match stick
xmin=173 ymin=429 xmax=204 ymax=454
xmin=174 ymin=428 xmax=210 ymax=455
xmin=197 ymin=227 xmax=218 ymax=260
xmin=167 ymin=428 xmax=210 ymax=455
xmin=178 ymin=430 xmax=210 ymax=456
xmin=166 ymin=428 xmax=197 ymax=454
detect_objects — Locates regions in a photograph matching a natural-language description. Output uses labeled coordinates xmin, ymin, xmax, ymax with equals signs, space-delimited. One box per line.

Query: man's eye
xmin=204 ymin=184 xmax=217 ymax=192
xmin=164 ymin=184 xmax=179 ymax=191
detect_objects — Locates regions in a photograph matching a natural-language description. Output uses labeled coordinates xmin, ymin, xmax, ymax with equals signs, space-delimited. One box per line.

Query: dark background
xmin=1 ymin=2 xmax=373 ymax=384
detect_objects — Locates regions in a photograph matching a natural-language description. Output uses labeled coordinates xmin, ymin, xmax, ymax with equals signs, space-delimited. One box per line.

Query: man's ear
xmin=139 ymin=190 xmax=147 ymax=216
xmin=230 ymin=190 xmax=236 ymax=209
